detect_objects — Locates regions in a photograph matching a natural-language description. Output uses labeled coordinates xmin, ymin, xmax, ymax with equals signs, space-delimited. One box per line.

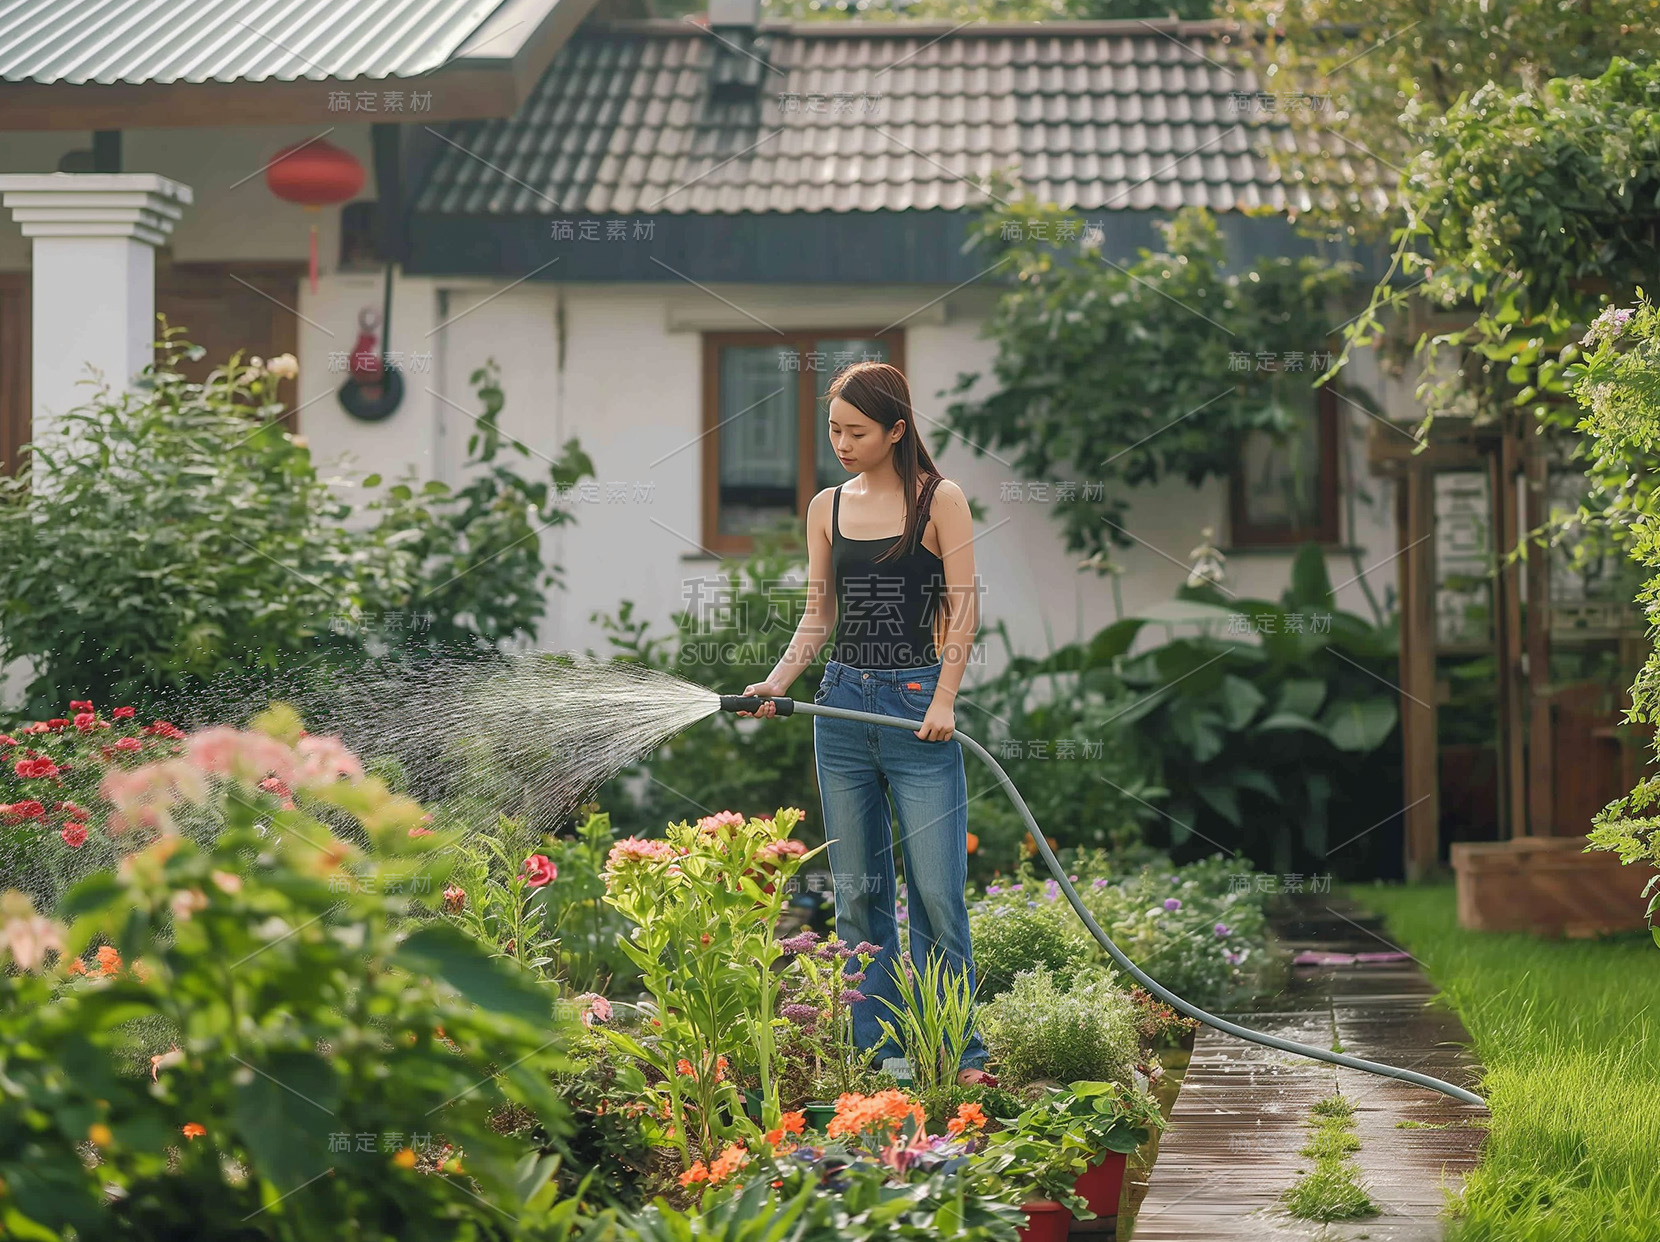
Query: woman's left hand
xmin=916 ymin=699 xmax=956 ymax=742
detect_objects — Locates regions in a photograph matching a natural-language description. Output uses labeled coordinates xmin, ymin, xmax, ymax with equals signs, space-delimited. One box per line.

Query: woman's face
xmin=828 ymin=396 xmax=903 ymax=474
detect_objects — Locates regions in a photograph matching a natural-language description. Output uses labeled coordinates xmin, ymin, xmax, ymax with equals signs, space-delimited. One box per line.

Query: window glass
xmin=1239 ymin=389 xmax=1322 ymax=533
xmin=716 ymin=345 xmax=797 ymax=536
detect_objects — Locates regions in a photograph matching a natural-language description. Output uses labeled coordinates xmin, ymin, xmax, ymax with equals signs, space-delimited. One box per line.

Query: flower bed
xmin=0 ymin=705 xmax=1200 ymax=1240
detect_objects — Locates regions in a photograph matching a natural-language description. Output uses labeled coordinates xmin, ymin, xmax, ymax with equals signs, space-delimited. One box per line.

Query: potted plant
xmin=974 ymin=1116 xmax=1095 ymax=1242
xmin=1019 ymin=1081 xmax=1165 ymax=1229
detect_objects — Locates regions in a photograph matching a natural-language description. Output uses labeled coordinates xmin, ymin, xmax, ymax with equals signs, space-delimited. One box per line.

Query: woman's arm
xmin=917 ymin=479 xmax=978 ymax=742
xmin=739 ymin=486 xmax=837 ymax=715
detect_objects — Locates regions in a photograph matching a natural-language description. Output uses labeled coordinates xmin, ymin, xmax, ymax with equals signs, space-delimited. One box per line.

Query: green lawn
xmin=1348 ymin=883 xmax=1660 ymax=1242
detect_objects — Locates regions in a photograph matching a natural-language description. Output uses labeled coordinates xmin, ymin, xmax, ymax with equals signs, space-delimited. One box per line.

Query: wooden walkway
xmin=1126 ymin=899 xmax=1487 ymax=1241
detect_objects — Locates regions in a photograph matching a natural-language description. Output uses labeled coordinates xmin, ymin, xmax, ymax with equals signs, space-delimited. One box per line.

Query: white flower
xmin=266 ymin=353 xmax=299 ymax=381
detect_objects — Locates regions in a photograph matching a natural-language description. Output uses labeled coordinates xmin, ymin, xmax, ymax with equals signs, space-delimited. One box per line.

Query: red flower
xmin=113 ymin=738 xmax=142 ymax=753
xmin=73 ymin=712 xmax=97 ymax=733
xmin=13 ymin=757 xmax=60 ymax=779
xmin=44 ymin=719 xmax=69 ymax=732
xmin=69 ymin=700 xmax=93 ymax=711
xmin=112 ymin=707 xmax=135 ymax=719
xmin=142 ymin=721 xmax=185 ymax=740
xmin=522 ymin=854 xmax=557 ymax=887
xmin=1 ymin=800 xmax=45 ymax=823
xmin=0 ymin=735 xmax=16 ymax=747
xmin=60 ymin=823 xmax=88 ymax=848
xmin=58 ymin=801 xmax=90 ymax=820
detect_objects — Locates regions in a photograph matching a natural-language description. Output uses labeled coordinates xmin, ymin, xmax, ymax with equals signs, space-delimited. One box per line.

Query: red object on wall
xmin=264 ymin=139 xmax=366 ymax=293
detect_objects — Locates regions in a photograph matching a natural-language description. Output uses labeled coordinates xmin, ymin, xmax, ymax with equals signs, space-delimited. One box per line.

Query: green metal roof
xmin=0 ymin=0 xmax=552 ymax=84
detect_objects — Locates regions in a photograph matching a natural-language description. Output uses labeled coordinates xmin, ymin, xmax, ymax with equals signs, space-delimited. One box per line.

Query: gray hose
xmin=786 ymin=699 xmax=1486 ymax=1108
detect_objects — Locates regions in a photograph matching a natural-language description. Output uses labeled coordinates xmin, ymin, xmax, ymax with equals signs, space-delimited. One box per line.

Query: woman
xmin=740 ymin=361 xmax=994 ymax=1088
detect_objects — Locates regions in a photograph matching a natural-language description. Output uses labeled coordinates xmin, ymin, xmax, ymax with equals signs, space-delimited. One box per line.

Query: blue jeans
xmin=812 ymin=658 xmax=989 ymax=1072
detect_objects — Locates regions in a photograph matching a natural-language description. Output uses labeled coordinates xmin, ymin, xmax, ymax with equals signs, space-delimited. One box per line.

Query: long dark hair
xmin=824 ymin=362 xmax=942 ymax=564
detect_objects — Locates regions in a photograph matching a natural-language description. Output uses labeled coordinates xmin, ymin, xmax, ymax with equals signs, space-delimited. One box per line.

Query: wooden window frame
xmin=1228 ymin=382 xmax=1342 ymax=548
xmin=701 ymin=328 xmax=906 ymax=556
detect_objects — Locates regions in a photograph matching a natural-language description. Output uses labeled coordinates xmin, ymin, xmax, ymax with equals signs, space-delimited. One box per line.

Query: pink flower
xmin=575 ymin=992 xmax=613 ymax=1026
xmin=60 ymin=823 xmax=88 ymax=848
xmin=113 ymin=737 xmax=142 ymax=753
xmin=604 ymin=837 xmax=674 ymax=872
xmin=522 ymin=854 xmax=557 ymax=887
xmin=696 ymin=810 xmax=746 ymax=833
xmin=73 ymin=712 xmax=97 ymax=733
xmin=57 ymin=801 xmax=90 ymax=821
xmin=186 ymin=726 xmax=298 ymax=786
xmin=756 ymin=839 xmax=807 ymax=867
xmin=69 ymin=700 xmax=93 ymax=712
xmin=112 ymin=707 xmax=135 ymax=720
xmin=294 ymin=734 xmax=364 ymax=786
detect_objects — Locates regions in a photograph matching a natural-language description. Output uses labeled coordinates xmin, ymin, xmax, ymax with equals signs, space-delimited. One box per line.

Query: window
xmin=702 ymin=330 xmax=905 ymax=553
xmin=1228 ymin=383 xmax=1341 ymax=547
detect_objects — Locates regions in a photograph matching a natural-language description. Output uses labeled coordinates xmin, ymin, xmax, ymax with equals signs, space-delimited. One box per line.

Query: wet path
xmin=1125 ymin=897 xmax=1487 ymax=1241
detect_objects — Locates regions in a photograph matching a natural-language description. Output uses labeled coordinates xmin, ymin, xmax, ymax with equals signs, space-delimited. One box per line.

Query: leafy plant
xmin=1006 ymin=1081 xmax=1163 ymax=1158
xmin=941 ymin=201 xmax=1356 ymax=561
xmin=874 ymin=950 xmax=983 ymax=1097
xmin=0 ymin=704 xmax=580 ymax=1240
xmin=0 ymin=332 xmax=591 ymax=720
xmin=978 ymin=965 xmax=1139 ymax=1091
xmin=1090 ymin=546 xmax=1401 ymax=874
xmin=600 ymin=808 xmax=822 ymax=1162
xmin=966 ymin=898 xmax=1090 ymax=999
xmin=775 ymin=928 xmax=881 ymax=1101
xmin=443 ymin=812 xmax=563 ymax=979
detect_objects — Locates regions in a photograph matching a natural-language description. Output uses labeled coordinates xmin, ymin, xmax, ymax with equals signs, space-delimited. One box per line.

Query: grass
xmin=1349 ymin=882 xmax=1660 ymax=1242
xmin=1281 ymin=1091 xmax=1379 ymax=1222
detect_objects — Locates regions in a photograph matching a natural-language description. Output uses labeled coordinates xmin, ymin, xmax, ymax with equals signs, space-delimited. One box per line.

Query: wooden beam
xmin=1524 ymin=421 xmax=1553 ymax=836
xmin=1492 ymin=425 xmax=1527 ymax=839
xmin=1400 ymin=461 xmax=1441 ymax=879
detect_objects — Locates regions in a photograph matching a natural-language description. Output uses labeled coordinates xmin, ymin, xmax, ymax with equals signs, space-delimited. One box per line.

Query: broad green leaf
xmin=393 ymin=921 xmax=553 ymax=1023
xmin=1321 ymin=698 xmax=1399 ymax=752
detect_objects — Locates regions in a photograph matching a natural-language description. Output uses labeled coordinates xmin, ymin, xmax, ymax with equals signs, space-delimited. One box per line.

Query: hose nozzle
xmin=719 ymin=694 xmax=795 ymax=716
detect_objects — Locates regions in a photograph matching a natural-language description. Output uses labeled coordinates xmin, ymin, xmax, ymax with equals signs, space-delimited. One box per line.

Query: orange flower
xmin=678 ymin=1162 xmax=709 ymax=1188
xmin=181 ymin=1123 xmax=206 ymax=1140
xmin=946 ymin=1101 xmax=987 ymax=1135
xmin=827 ymin=1090 xmax=924 ymax=1140
xmin=780 ymin=1110 xmax=806 ymax=1135
xmin=87 ymin=1123 xmax=113 ymax=1147
xmin=708 ymin=1142 xmax=750 ymax=1183
xmin=676 ymin=1059 xmax=694 ymax=1076
xmin=66 ymin=959 xmax=87 ymax=976
xmin=965 ymin=832 xmax=979 ymax=854
xmin=392 ymin=1148 xmax=417 ymax=1169
xmin=95 ymin=945 xmax=122 ymax=976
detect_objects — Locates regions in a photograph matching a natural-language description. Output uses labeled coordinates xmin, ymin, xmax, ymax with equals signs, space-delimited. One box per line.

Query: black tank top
xmin=830 ymin=478 xmax=946 ymax=670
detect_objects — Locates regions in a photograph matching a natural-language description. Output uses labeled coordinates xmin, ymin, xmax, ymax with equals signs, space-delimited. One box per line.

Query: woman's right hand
xmin=739 ymin=677 xmax=791 ymax=717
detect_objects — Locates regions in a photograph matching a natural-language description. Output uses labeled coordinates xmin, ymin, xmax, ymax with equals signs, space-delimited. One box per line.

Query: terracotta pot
xmin=802 ymin=1101 xmax=837 ymax=1131
xmin=1073 ymin=1150 xmax=1128 ymax=1219
xmin=1018 ymin=1198 xmax=1072 ymax=1242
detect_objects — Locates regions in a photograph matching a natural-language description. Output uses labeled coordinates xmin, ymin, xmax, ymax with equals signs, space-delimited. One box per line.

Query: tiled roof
xmin=0 ymin=0 xmax=537 ymax=84
xmin=415 ymin=18 xmax=1307 ymax=217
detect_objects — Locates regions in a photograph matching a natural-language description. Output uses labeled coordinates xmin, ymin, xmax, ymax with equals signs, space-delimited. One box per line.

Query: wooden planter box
xmin=1451 ymin=836 xmax=1656 ymax=937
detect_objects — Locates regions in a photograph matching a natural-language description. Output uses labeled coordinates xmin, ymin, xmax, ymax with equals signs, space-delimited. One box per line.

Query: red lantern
xmin=265 ymin=139 xmax=365 ymax=294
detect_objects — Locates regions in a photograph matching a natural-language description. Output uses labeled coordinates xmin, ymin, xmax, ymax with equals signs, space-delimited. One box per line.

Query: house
xmin=0 ymin=0 xmax=1429 ymax=844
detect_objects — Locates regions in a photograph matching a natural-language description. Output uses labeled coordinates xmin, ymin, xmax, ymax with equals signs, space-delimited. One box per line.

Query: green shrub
xmin=979 ymin=965 xmax=1140 ymax=1090
xmin=0 ymin=704 xmax=583 ymax=1240
xmin=968 ymin=900 xmax=1090 ymax=998
xmin=0 ymin=334 xmax=591 ymax=720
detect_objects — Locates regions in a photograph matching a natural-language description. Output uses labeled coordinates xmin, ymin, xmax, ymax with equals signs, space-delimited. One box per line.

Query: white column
xmin=0 ymin=173 xmax=193 ymax=450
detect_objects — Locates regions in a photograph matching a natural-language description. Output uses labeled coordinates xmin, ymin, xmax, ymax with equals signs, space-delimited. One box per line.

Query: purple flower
xmin=896 ymin=907 xmax=908 ymax=923
xmin=1224 ymin=949 xmax=1244 ymax=967
xmin=780 ymin=931 xmax=821 ymax=954
xmin=986 ymin=884 xmax=1003 ymax=896
xmin=845 ymin=970 xmax=867 ymax=984
xmin=1008 ymin=883 xmax=1023 ymax=893
xmin=783 ymin=1003 xmax=821 ymax=1025
xmin=815 ymin=937 xmax=850 ymax=961
xmin=1163 ymin=898 xmax=1182 ymax=912
xmin=1044 ymin=880 xmax=1060 ymax=901
xmin=1067 ymin=874 xmax=1078 ymax=882
xmin=1093 ymin=878 xmax=1109 ymax=890
xmin=840 ymin=989 xmax=866 ymax=1005
xmin=1214 ymin=922 xmax=1231 ymax=938
xmin=853 ymin=941 xmax=882 ymax=958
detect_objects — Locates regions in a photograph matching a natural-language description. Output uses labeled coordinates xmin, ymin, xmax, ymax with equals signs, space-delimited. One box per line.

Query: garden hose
xmin=717 ymin=694 xmax=1486 ymax=1108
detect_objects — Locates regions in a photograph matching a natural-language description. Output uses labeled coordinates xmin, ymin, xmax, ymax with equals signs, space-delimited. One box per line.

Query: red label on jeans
xmin=906 ymin=682 xmax=922 ymax=689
